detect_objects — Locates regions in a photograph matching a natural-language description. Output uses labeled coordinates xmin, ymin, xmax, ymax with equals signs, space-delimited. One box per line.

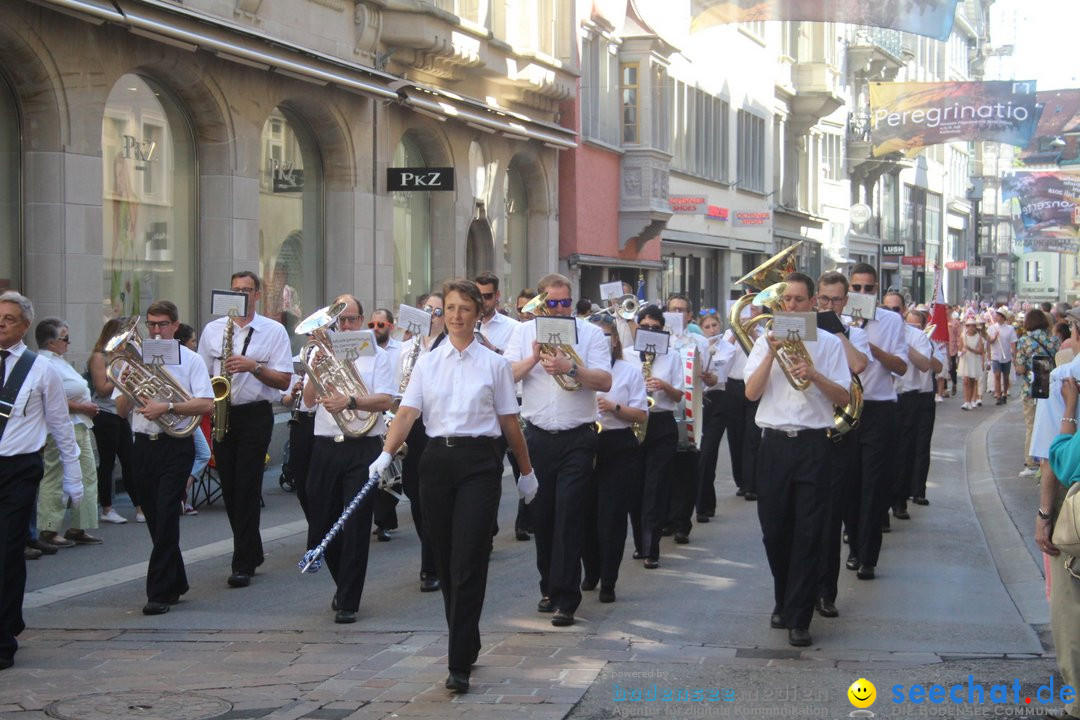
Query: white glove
xmin=517 ymin=470 xmax=539 ymax=505
xmin=368 ymin=451 xmax=393 ymax=480
xmin=62 ymin=475 xmax=84 ymax=508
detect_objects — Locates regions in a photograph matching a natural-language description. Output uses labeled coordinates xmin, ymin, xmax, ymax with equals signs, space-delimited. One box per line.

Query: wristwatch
xmin=253 ymin=362 xmax=263 ymax=376
xmin=614 ymin=403 xmax=622 ymax=414
xmin=347 ymin=395 xmax=358 ymax=411
xmin=1037 ymin=508 xmax=1052 ymax=521
xmin=567 ymin=361 xmax=579 ymax=378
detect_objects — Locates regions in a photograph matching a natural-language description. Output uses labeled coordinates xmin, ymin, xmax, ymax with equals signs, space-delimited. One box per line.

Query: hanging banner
xmin=1001 ymin=171 xmax=1080 ymax=252
xmin=869 ymin=81 xmax=1040 ymax=157
xmin=690 ymin=0 xmax=959 ymax=40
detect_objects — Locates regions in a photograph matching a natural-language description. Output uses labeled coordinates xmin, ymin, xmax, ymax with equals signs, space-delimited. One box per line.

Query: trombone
xmin=590 ymin=294 xmax=640 ymax=322
xmin=521 ymin=291 xmax=586 ymax=392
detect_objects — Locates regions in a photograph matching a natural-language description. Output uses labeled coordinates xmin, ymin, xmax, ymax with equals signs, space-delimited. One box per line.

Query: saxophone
xmin=210 ymin=313 xmax=235 ymax=442
xmin=631 ymin=352 xmax=655 ymax=444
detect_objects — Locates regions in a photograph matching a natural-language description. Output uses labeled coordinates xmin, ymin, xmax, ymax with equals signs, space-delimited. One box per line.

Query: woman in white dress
xmin=958 ymin=318 xmax=985 ymax=410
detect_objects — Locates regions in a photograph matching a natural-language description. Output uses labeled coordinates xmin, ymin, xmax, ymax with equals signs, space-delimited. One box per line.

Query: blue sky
xmin=991 ymin=0 xmax=1080 ymax=90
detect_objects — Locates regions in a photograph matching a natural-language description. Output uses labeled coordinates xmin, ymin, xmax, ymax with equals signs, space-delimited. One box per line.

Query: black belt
xmin=525 ymin=421 xmax=596 ymax=436
xmin=762 ymin=427 xmax=828 ymax=440
xmin=134 ymin=432 xmax=187 ymax=442
xmin=900 ymin=390 xmax=920 ymax=396
xmin=429 ymin=436 xmax=497 ymax=448
xmin=232 ymin=400 xmax=271 ymax=411
xmin=600 ymin=426 xmax=634 ymax=436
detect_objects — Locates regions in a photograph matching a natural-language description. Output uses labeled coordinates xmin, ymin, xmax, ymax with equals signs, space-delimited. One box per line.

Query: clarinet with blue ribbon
xmin=298 ymin=473 xmax=380 ymax=573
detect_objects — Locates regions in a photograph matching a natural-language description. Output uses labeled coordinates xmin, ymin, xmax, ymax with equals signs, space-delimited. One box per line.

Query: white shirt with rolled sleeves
xmin=40 ymin=349 xmax=94 ymax=428
xmin=1029 ymin=354 xmax=1080 ymax=460
xmin=506 ymin=317 xmax=610 ymax=431
xmin=858 ymin=307 xmax=909 ymax=401
xmin=987 ymin=323 xmax=1017 ymax=363
xmin=622 ymin=348 xmax=684 ymax=413
xmin=312 ymin=345 xmax=395 ymax=438
xmin=197 ymin=313 xmax=293 ymax=405
xmin=896 ymin=325 xmax=934 ymax=394
xmin=113 ymin=346 xmax=214 ymax=435
xmin=744 ymin=331 xmax=851 ymax=431
xmin=479 ymin=311 xmax=519 ymax=354
xmin=400 ymin=339 xmax=518 ymax=437
xmin=596 ymin=358 xmax=648 ymax=431
xmin=0 ymin=341 xmax=82 ymax=486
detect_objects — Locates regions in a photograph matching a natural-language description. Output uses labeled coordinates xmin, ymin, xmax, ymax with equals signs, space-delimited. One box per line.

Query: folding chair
xmin=190 ymin=415 xmax=222 ymax=509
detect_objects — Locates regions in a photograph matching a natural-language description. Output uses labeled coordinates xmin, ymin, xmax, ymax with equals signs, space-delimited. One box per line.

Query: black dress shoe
xmin=736 ymin=487 xmax=746 ymax=497
xmin=881 ymin=524 xmax=891 ymax=533
xmin=375 ymin=528 xmax=391 ymax=542
xmin=788 ymin=628 xmax=812 ymax=647
xmin=673 ymin=532 xmax=690 ymax=544
xmin=660 ymin=526 xmax=673 ymax=537
xmin=24 ymin=547 xmax=42 ymax=560
xmin=770 ymin=607 xmax=785 ymax=629
xmin=696 ymin=514 xmax=710 ymax=523
xmin=551 ymin=609 xmax=574 ymax=627
xmin=166 ymin=593 xmax=182 ymax=605
xmin=445 ymin=670 xmax=470 ymax=693
xmin=912 ymin=497 xmax=930 ymax=506
xmin=632 ymin=550 xmax=644 ymax=560
xmin=643 ymin=558 xmax=659 ymax=569
xmin=334 ymin=610 xmax=357 ymax=624
xmin=893 ymin=507 xmax=910 ymax=520
xmin=580 ymin=577 xmax=598 ymax=591
xmin=142 ymin=601 xmax=170 ymax=615
xmin=857 ymin=564 xmax=876 ymax=580
xmin=845 ymin=555 xmax=860 ymax=571
xmin=514 ymin=529 xmax=530 ymax=541
xmin=815 ymin=598 xmax=839 ymax=618
xmin=599 ymin=587 xmax=616 ymax=603
xmin=227 ymin=572 xmax=251 ymax=588
xmin=420 ymin=576 xmax=440 ymax=593
xmin=744 ymin=492 xmax=758 ymax=501
xmin=537 ymin=596 xmax=553 ymax=613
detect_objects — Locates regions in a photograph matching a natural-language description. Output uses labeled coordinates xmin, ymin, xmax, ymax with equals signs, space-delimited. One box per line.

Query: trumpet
xmin=521 ymin=291 xmax=586 ymax=392
xmin=591 ymin=294 xmax=640 ymax=322
xmin=294 ymin=302 xmax=379 ymax=437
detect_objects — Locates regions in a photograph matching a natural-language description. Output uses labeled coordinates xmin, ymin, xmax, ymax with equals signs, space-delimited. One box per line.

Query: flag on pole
xmin=637 ymin=272 xmax=646 ymax=302
xmin=929 ymin=263 xmax=950 ymax=342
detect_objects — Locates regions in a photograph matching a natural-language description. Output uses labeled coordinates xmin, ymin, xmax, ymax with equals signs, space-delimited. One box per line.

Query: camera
xmin=1032 ymin=356 xmax=1052 ymax=399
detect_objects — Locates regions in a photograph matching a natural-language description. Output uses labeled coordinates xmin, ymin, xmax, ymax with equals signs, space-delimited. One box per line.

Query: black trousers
xmin=910 ymin=393 xmax=937 ymax=499
xmin=0 ymin=452 xmax=43 ymax=664
xmin=133 ymin=434 xmax=195 ymax=603
xmin=724 ymin=379 xmax=747 ymax=489
xmin=742 ymin=394 xmax=762 ymax=495
xmin=668 ymin=447 xmax=700 ymax=535
xmin=850 ymin=400 xmax=898 ymax=569
xmin=373 ymin=468 xmax=399 ymax=531
xmin=526 ymin=422 xmax=597 ymax=614
xmin=495 ymin=435 xmax=530 ymax=534
xmin=893 ymin=392 xmax=921 ymax=512
xmin=756 ymin=429 xmax=830 ymax=630
xmin=628 ymin=411 xmax=677 ymax=560
xmin=92 ymin=410 xmax=135 ymax=508
xmin=214 ymin=401 xmax=273 ymax=575
xmin=306 ymin=435 xmax=380 ymax=612
xmin=820 ymin=429 xmax=859 ymax=603
xmin=419 ymin=440 xmax=502 ymax=673
xmin=401 ymin=419 xmax=435 ymax=578
xmin=288 ymin=413 xmax=316 ymax=521
xmin=695 ymin=390 xmax=727 ymax=516
xmin=582 ymin=428 xmax=637 ymax=590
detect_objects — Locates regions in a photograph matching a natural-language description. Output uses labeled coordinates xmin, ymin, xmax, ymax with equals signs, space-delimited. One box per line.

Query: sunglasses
xmin=850 ymin=284 xmax=876 ymax=293
xmin=546 ymin=298 xmax=573 ymax=309
xmin=480 ymin=292 xmax=495 ymax=301
xmin=56 ymin=336 xmax=71 ymax=343
xmin=423 ymin=306 xmax=444 ymax=317
xmin=367 ymin=321 xmax=391 ymax=330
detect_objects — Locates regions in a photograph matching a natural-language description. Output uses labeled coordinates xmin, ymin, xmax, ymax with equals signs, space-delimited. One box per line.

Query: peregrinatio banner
xmin=691 ymin=0 xmax=958 ymax=40
xmin=869 ymin=81 xmax=1040 ymax=156
xmin=1001 ymin=171 xmax=1080 ymax=252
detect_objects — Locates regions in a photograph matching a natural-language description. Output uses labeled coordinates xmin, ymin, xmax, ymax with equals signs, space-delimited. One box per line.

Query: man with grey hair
xmin=0 ymin=291 xmax=83 ymax=670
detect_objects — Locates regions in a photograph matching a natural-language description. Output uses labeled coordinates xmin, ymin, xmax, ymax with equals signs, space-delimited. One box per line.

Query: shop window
xmin=103 ymin=74 xmax=195 ymax=321
xmin=258 ymin=108 xmax=322 ymax=353
xmin=393 ymin=134 xmax=431 ymax=305
xmin=0 ymin=74 xmax=18 ymax=292
xmin=504 ymin=160 xmax=528 ymax=298
xmin=621 ymin=63 xmax=639 ymax=144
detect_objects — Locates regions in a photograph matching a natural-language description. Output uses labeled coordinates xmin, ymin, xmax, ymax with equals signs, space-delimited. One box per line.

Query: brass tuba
xmin=521 ymin=291 xmax=586 ymax=391
xmin=105 ymin=317 xmax=199 ymax=438
xmin=295 ymin=302 xmax=379 ymax=438
xmin=728 ymin=242 xmax=803 ymax=355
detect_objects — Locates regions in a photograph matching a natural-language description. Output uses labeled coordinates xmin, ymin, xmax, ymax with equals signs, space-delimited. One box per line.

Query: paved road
xmin=0 ymin=391 xmax=1068 ymax=720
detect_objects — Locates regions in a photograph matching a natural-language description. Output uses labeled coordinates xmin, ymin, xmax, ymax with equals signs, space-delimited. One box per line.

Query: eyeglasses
xmin=56 ymin=336 xmax=70 ymax=343
xmin=883 ymin=306 xmax=902 ymax=313
xmin=850 ymin=284 xmax=876 ymax=293
xmin=423 ymin=306 xmax=444 ymax=317
xmin=367 ymin=321 xmax=391 ymax=330
xmin=146 ymin=320 xmax=173 ymax=329
xmin=819 ymin=295 xmax=846 ymax=305
xmin=639 ymin=323 xmax=663 ymax=331
xmin=545 ymin=298 xmax=574 ymax=309
xmin=480 ymin=292 xmax=495 ymax=301
xmin=231 ymin=287 xmax=258 ymax=295
xmin=337 ymin=315 xmax=360 ymax=324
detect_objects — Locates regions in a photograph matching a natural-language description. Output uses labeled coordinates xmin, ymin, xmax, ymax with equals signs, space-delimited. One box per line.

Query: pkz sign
xmin=387 ymin=167 xmax=454 ymax=192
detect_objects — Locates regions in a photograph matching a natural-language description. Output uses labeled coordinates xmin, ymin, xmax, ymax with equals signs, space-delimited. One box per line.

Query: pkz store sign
xmin=387 ymin=167 xmax=455 ymax=192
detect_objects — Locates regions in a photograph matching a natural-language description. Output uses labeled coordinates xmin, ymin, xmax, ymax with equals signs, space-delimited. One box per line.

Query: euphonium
xmin=728 ymin=242 xmax=802 ymax=355
xmin=104 ymin=317 xmax=199 ymax=438
xmin=751 ymin=282 xmax=814 ymax=392
xmin=521 ymin=291 xmax=586 ymax=391
xmin=295 ymin=302 xmax=379 ymax=438
xmin=210 ymin=313 xmax=235 ymax=442
xmin=829 ymin=375 xmax=863 ymax=441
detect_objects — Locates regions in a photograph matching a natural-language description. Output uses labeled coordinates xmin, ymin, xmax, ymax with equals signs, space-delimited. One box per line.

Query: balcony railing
xmin=849 ymin=27 xmax=904 ymax=62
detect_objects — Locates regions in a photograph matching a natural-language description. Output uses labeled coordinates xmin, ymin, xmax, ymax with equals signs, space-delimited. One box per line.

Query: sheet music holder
xmin=772 ymin=312 xmax=818 ymax=343
xmin=842 ymin=293 xmax=877 ymax=324
xmin=141 ymin=339 xmax=181 ymax=366
xmin=633 ymin=328 xmax=671 ymax=355
xmin=331 ymin=330 xmax=375 ymax=362
xmin=534 ymin=316 xmax=578 ymax=347
xmin=211 ymin=289 xmax=248 ymax=318
xmin=396 ymin=304 xmax=432 ymax=339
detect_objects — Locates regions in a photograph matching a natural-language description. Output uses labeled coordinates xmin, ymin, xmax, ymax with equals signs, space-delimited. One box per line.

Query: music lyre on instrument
xmin=521 ymin=291 xmax=586 ymax=392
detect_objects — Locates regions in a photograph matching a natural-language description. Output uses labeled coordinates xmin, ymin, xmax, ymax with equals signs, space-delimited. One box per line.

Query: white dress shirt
xmin=198 ymin=313 xmax=293 ymax=405
xmin=745 ymin=331 xmax=851 ymax=431
xmin=987 ymin=323 xmax=1017 ymax=363
xmin=479 ymin=311 xmax=519 ymax=354
xmin=596 ymin=358 xmax=649 ymax=430
xmin=722 ymin=329 xmax=749 ymax=380
xmin=401 ymin=339 xmax=518 ymax=437
xmin=506 ymin=317 xmax=611 ymax=430
xmin=859 ymin=307 xmax=909 ymax=402
xmin=312 ymin=345 xmax=395 ymax=438
xmin=0 ymin=341 xmax=82 ymax=484
xmin=380 ymin=337 xmax=403 ymax=384
xmin=1030 ymin=354 xmax=1080 ymax=460
xmin=701 ymin=335 xmax=737 ymax=388
xmin=112 ymin=346 xmax=214 ymax=435
xmin=40 ymin=349 xmax=94 ymax=428
xmin=622 ymin=347 xmax=684 ymax=413
xmin=896 ymin=325 xmax=933 ymax=394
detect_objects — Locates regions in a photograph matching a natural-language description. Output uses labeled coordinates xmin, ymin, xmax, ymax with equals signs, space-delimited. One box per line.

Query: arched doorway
xmin=392 ymin=133 xmax=432 ymax=305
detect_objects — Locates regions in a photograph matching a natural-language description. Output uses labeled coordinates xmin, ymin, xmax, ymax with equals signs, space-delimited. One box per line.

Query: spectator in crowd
xmin=88 ymin=318 xmax=137 ymax=524
xmin=175 ymin=323 xmax=211 ymax=516
xmin=1015 ymin=311 xmax=1061 ymax=480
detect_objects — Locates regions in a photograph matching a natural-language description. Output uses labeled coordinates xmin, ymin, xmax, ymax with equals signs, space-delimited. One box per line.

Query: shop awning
xmin=566 ymin=254 xmax=664 ymax=271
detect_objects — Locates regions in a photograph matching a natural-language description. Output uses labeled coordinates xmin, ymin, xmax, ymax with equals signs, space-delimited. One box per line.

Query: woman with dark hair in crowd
xmin=89 ymin=318 xmax=138 ymax=523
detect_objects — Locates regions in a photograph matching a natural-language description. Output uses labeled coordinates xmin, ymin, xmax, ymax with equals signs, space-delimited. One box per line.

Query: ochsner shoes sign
xmin=869 ymin=81 xmax=1040 ymax=156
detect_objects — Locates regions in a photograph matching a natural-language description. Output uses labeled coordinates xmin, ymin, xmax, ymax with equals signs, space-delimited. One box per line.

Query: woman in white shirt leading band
xmin=373 ymin=280 xmax=537 ymax=695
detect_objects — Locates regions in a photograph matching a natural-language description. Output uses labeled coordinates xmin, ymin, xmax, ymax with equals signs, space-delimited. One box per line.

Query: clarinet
xmin=299 ymin=473 xmax=381 ymax=573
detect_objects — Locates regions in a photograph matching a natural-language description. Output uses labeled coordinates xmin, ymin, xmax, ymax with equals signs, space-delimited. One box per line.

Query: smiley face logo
xmin=847 ymin=678 xmax=876 ymax=709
